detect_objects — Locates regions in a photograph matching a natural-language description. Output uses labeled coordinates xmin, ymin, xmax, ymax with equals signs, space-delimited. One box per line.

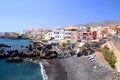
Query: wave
xmin=39 ymin=62 xmax=48 ymax=80
xmin=25 ymin=59 xmax=48 ymax=80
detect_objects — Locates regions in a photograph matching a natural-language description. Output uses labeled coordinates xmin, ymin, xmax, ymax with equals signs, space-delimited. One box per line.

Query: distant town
xmin=0 ymin=25 xmax=120 ymax=44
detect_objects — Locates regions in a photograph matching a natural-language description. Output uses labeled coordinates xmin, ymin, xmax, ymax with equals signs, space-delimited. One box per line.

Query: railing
xmin=65 ymin=38 xmax=71 ymax=40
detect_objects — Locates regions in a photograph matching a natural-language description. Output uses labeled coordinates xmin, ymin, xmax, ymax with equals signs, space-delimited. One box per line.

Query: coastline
xmin=43 ymin=59 xmax=68 ymax=80
xmin=0 ymin=39 xmax=118 ymax=80
xmin=42 ymin=55 xmax=115 ymax=80
xmin=39 ymin=62 xmax=48 ymax=80
xmin=24 ymin=59 xmax=48 ymax=80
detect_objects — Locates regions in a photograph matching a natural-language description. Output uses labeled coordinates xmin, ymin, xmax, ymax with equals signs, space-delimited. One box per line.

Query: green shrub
xmin=36 ymin=42 xmax=42 ymax=47
xmin=60 ymin=42 xmax=67 ymax=48
xmin=81 ymin=46 xmax=87 ymax=51
xmin=100 ymin=45 xmax=116 ymax=69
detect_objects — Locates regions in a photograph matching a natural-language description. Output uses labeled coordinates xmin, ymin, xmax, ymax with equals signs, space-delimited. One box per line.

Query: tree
xmin=85 ymin=41 xmax=89 ymax=47
xmin=86 ymin=26 xmax=91 ymax=32
xmin=40 ymin=34 xmax=45 ymax=40
xmin=81 ymin=45 xmax=87 ymax=52
xmin=4 ymin=32 xmax=10 ymax=37
xmin=116 ymin=26 xmax=120 ymax=37
xmin=61 ymin=42 xmax=67 ymax=48
xmin=100 ymin=30 xmax=106 ymax=38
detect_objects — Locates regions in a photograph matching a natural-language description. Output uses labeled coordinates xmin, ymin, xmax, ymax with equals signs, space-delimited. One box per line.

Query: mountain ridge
xmin=77 ymin=20 xmax=120 ymax=27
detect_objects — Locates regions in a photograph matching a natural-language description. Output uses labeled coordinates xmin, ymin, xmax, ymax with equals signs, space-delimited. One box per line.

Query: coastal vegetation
xmin=86 ymin=26 xmax=91 ymax=32
xmin=81 ymin=45 xmax=87 ymax=52
xmin=116 ymin=26 xmax=120 ymax=37
xmin=100 ymin=45 xmax=116 ymax=69
xmin=100 ymin=30 xmax=107 ymax=38
xmin=36 ymin=42 xmax=42 ymax=47
xmin=60 ymin=42 xmax=67 ymax=48
xmin=31 ymin=37 xmax=37 ymax=41
xmin=0 ymin=32 xmax=28 ymax=39
xmin=39 ymin=34 xmax=45 ymax=40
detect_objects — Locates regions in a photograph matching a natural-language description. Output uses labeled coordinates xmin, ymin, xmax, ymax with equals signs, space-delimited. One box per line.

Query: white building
xmin=53 ymin=28 xmax=64 ymax=40
xmin=45 ymin=28 xmax=64 ymax=40
xmin=45 ymin=32 xmax=54 ymax=40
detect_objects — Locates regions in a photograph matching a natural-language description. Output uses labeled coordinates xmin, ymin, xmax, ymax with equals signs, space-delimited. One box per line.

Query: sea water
xmin=0 ymin=39 xmax=44 ymax=80
xmin=0 ymin=39 xmax=32 ymax=51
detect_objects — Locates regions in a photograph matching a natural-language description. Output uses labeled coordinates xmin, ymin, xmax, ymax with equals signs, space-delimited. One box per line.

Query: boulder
xmin=77 ymin=52 xmax=83 ymax=57
xmin=28 ymin=45 xmax=33 ymax=51
xmin=6 ymin=57 xmax=23 ymax=63
xmin=0 ymin=44 xmax=11 ymax=48
xmin=21 ymin=45 xmax=24 ymax=47
xmin=25 ymin=46 xmax=28 ymax=48
xmin=45 ymin=44 xmax=52 ymax=49
xmin=0 ymin=54 xmax=5 ymax=58
xmin=0 ymin=52 xmax=10 ymax=58
xmin=0 ymin=49 xmax=4 ymax=53
xmin=37 ymin=46 xmax=42 ymax=51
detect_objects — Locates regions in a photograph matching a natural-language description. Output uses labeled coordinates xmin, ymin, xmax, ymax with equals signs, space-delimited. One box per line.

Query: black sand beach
xmin=44 ymin=55 xmax=114 ymax=80
xmin=44 ymin=59 xmax=67 ymax=80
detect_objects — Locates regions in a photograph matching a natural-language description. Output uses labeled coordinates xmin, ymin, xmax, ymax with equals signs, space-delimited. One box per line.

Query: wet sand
xmin=43 ymin=59 xmax=67 ymax=80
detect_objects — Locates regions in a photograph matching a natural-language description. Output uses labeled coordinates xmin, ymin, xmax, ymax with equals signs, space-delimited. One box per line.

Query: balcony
xmin=64 ymin=31 xmax=71 ymax=33
xmin=65 ymin=38 xmax=71 ymax=40
xmin=64 ymin=34 xmax=71 ymax=36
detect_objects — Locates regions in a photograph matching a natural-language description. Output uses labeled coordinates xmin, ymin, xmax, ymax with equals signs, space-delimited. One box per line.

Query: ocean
xmin=0 ymin=39 xmax=45 ymax=80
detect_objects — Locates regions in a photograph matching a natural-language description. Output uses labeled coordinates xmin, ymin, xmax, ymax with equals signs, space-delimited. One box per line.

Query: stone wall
xmin=111 ymin=38 xmax=120 ymax=51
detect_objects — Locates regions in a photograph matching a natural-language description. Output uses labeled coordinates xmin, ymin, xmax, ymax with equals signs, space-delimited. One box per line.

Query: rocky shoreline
xmin=0 ymin=39 xmax=120 ymax=80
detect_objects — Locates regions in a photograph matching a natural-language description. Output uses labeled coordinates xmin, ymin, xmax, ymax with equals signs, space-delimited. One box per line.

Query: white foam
xmin=39 ymin=62 xmax=48 ymax=80
xmin=24 ymin=60 xmax=48 ymax=80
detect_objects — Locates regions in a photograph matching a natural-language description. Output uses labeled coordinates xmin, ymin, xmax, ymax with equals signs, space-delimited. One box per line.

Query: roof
xmin=64 ymin=26 xmax=78 ymax=30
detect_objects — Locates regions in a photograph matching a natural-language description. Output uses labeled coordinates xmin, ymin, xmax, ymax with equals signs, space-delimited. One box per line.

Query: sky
xmin=0 ymin=0 xmax=120 ymax=32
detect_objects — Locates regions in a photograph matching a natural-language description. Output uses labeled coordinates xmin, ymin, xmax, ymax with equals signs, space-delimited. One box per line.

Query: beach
xmin=0 ymin=39 xmax=119 ymax=80
xmin=44 ymin=54 xmax=114 ymax=80
xmin=43 ymin=59 xmax=67 ymax=80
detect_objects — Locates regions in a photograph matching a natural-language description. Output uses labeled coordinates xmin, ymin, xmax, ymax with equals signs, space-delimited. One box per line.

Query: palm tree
xmin=100 ymin=30 xmax=106 ymax=38
xmin=116 ymin=27 xmax=120 ymax=37
xmin=86 ymin=26 xmax=91 ymax=32
xmin=81 ymin=45 xmax=87 ymax=55
xmin=40 ymin=34 xmax=45 ymax=40
xmin=60 ymin=42 xmax=67 ymax=48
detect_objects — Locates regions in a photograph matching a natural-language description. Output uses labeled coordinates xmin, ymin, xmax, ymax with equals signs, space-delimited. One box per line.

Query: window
xmin=56 ymin=36 xmax=59 ymax=38
xmin=54 ymin=32 xmax=59 ymax=34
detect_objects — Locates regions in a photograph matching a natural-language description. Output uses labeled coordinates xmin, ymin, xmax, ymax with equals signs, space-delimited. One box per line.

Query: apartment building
xmin=26 ymin=29 xmax=43 ymax=38
xmin=45 ymin=32 xmax=53 ymax=40
xmin=77 ymin=32 xmax=92 ymax=42
xmin=53 ymin=28 xmax=64 ymax=40
xmin=64 ymin=26 xmax=78 ymax=44
xmin=45 ymin=28 xmax=64 ymax=40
